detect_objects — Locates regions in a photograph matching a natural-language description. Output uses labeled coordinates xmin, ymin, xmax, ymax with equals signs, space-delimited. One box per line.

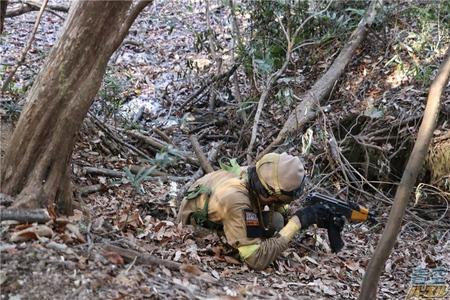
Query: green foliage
xmin=388 ymin=1 xmax=450 ymax=86
xmin=1 ymin=98 xmax=22 ymax=121
xmin=124 ymin=166 xmax=156 ymax=195
xmin=1 ymin=76 xmax=26 ymax=95
xmin=143 ymin=145 xmax=185 ymax=169
xmin=96 ymin=71 xmax=131 ymax=123
xmin=240 ymin=1 xmax=368 ymax=79
xmin=112 ymin=146 xmax=184 ymax=194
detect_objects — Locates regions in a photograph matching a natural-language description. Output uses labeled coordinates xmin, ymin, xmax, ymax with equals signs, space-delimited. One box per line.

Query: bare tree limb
xmin=82 ymin=166 xmax=170 ymax=178
xmin=103 ymin=244 xmax=183 ymax=271
xmin=178 ymin=141 xmax=223 ymax=200
xmin=0 ymin=208 xmax=51 ymax=223
xmin=125 ymin=130 xmax=200 ymax=167
xmin=176 ymin=64 xmax=240 ymax=113
xmin=189 ymin=135 xmax=215 ymax=173
xmin=5 ymin=0 xmax=69 ymax=18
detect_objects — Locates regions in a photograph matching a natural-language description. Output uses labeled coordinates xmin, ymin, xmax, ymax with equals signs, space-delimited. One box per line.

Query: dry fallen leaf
xmin=345 ymin=259 xmax=360 ymax=271
xmin=10 ymin=225 xmax=54 ymax=242
xmin=180 ymin=264 xmax=203 ymax=276
xmin=101 ymin=251 xmax=125 ymax=265
xmin=180 ymin=264 xmax=218 ymax=283
xmin=224 ymin=256 xmax=241 ymax=265
xmin=65 ymin=223 xmax=87 ymax=243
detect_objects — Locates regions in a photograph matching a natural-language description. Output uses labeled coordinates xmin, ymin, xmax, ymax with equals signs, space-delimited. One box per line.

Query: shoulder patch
xmin=243 ymin=209 xmax=262 ymax=238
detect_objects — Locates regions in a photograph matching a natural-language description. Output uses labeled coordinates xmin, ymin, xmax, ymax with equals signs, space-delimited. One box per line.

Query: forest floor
xmin=1 ymin=1 xmax=450 ymax=300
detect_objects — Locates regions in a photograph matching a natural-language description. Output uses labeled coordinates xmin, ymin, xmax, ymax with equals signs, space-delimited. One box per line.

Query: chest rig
xmin=185 ymin=158 xmax=247 ymax=230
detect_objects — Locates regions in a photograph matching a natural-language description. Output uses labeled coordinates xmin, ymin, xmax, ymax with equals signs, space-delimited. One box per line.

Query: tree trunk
xmin=0 ymin=1 xmax=151 ymax=215
xmin=1 ymin=0 xmax=8 ymax=33
xmin=358 ymin=46 xmax=450 ymax=300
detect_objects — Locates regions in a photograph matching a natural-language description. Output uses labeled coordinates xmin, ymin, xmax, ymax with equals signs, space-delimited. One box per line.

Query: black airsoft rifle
xmin=305 ymin=192 xmax=378 ymax=253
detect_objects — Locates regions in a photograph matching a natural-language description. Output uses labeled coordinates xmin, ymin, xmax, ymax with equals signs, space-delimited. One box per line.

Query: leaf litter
xmin=1 ymin=0 xmax=450 ymax=299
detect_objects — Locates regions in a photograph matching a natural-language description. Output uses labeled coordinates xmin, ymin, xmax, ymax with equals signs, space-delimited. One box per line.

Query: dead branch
xmin=80 ymin=184 xmax=106 ymax=196
xmin=84 ymin=117 xmax=121 ymax=155
xmin=128 ymin=165 xmax=171 ymax=177
xmin=178 ymin=141 xmax=223 ymax=200
xmin=2 ymin=0 xmax=48 ymax=92
xmin=80 ymin=174 xmax=192 ymax=196
xmin=88 ymin=113 xmax=153 ymax=160
xmin=176 ymin=64 xmax=240 ymax=112
xmin=189 ymin=135 xmax=215 ymax=173
xmin=103 ymin=244 xmax=182 ymax=271
xmin=125 ymin=130 xmax=200 ymax=167
xmin=82 ymin=167 xmax=124 ymax=178
xmin=82 ymin=166 xmax=170 ymax=178
xmin=257 ymin=0 xmax=383 ymax=161
xmin=0 ymin=208 xmax=51 ymax=223
xmin=153 ymin=128 xmax=174 ymax=145
xmin=5 ymin=0 xmax=69 ymax=18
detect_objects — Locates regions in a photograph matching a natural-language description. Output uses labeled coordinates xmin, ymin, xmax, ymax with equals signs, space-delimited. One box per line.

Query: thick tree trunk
xmin=0 ymin=1 xmax=135 ymax=215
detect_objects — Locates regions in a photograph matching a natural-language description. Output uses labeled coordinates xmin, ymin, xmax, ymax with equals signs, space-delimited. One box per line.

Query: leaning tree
xmin=0 ymin=0 xmax=153 ymax=215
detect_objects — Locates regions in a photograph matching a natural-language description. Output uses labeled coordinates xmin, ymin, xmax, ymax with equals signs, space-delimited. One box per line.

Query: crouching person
xmin=175 ymin=152 xmax=329 ymax=270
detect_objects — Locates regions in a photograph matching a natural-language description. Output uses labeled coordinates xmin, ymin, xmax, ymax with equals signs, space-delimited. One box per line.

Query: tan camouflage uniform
xmin=176 ymin=169 xmax=292 ymax=270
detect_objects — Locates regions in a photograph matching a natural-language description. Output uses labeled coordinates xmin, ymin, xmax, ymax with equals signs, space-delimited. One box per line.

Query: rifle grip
xmin=328 ymin=221 xmax=345 ymax=253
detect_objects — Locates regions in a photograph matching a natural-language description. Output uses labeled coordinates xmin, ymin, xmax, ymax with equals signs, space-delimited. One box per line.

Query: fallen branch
xmin=0 ymin=208 xmax=51 ymax=223
xmin=87 ymin=114 xmax=153 ymax=161
xmin=178 ymin=141 xmax=223 ymax=199
xmin=189 ymin=135 xmax=215 ymax=173
xmin=82 ymin=166 xmax=170 ymax=178
xmin=153 ymin=128 xmax=174 ymax=145
xmin=80 ymin=184 xmax=106 ymax=196
xmin=103 ymin=244 xmax=182 ymax=271
xmin=125 ymin=130 xmax=200 ymax=167
xmin=5 ymin=0 xmax=69 ymax=18
xmin=257 ymin=0 xmax=383 ymax=161
xmin=176 ymin=64 xmax=239 ymax=113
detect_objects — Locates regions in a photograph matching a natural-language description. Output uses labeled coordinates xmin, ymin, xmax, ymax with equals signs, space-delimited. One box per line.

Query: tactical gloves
xmin=295 ymin=204 xmax=347 ymax=252
xmin=295 ymin=203 xmax=329 ymax=228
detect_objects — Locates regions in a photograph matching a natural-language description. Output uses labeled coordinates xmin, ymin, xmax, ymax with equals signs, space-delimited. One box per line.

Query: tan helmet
xmin=256 ymin=152 xmax=306 ymax=203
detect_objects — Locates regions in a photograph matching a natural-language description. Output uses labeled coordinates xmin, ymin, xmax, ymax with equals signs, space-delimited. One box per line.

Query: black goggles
xmin=280 ymin=175 xmax=307 ymax=198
